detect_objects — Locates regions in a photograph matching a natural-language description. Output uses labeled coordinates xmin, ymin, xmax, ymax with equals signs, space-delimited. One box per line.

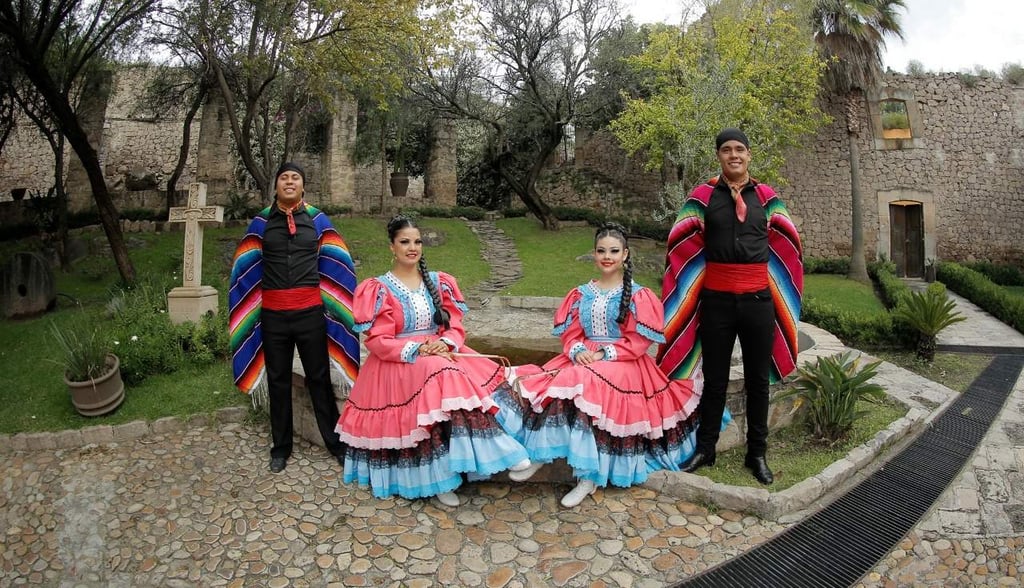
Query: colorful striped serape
xmin=657 ymin=178 xmax=803 ymax=384
xmin=228 ymin=204 xmax=359 ymax=401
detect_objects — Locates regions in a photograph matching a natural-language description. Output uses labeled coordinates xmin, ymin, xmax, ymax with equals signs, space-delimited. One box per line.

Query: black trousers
xmin=261 ymin=305 xmax=345 ymax=460
xmin=695 ymin=289 xmax=775 ymax=457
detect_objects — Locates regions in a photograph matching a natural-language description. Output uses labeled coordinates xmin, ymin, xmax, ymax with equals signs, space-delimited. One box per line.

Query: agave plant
xmin=775 ymin=351 xmax=886 ymax=443
xmin=894 ymin=287 xmax=966 ymax=361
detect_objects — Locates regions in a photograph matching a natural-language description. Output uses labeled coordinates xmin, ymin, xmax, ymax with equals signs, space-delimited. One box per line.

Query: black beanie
xmin=715 ymin=128 xmax=750 ymax=151
xmin=275 ymin=161 xmax=305 ymax=182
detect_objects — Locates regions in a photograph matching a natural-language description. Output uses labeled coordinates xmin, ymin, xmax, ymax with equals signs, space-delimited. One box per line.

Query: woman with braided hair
xmin=335 ymin=216 xmax=531 ymax=506
xmin=493 ymin=223 xmax=703 ymax=507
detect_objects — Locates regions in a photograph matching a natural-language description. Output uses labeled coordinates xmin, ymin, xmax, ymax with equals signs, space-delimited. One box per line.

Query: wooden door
xmin=889 ymin=202 xmax=924 ymax=278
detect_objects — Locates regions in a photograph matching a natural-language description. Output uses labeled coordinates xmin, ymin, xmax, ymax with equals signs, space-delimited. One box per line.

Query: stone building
xmin=541 ymin=72 xmax=1024 ymax=272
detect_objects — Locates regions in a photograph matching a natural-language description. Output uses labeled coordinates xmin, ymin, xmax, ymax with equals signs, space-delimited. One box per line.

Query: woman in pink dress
xmin=493 ymin=223 xmax=703 ymax=507
xmin=335 ymin=216 xmax=531 ymax=506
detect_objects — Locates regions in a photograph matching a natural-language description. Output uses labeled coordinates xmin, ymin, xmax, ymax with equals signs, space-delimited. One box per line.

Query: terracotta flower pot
xmin=64 ymin=353 xmax=125 ymax=417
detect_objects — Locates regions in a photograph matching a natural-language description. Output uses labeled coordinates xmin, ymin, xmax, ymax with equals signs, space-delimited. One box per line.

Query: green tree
xmin=610 ymin=0 xmax=828 ymax=212
xmin=811 ymin=0 xmax=906 ymax=283
xmin=167 ymin=0 xmax=456 ymax=201
xmin=0 ymin=0 xmax=153 ymax=284
xmin=414 ymin=0 xmax=621 ymax=230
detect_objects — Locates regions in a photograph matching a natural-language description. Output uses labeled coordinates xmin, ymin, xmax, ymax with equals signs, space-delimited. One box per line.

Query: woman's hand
xmin=575 ymin=349 xmax=605 ymax=365
xmin=418 ymin=340 xmax=454 ymax=361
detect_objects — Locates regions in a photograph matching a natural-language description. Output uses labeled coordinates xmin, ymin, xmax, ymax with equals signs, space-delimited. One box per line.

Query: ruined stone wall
xmin=101 ymin=66 xmax=202 ymax=198
xmin=0 ymin=122 xmax=64 ymax=201
xmin=537 ymin=129 xmax=667 ymax=217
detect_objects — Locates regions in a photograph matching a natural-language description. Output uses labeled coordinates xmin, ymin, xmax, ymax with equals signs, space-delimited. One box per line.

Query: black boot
xmin=681 ymin=450 xmax=716 ymax=473
xmin=744 ymin=455 xmax=774 ymax=485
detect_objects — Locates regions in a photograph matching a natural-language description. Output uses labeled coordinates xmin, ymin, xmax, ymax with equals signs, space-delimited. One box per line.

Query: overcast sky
xmin=621 ymin=0 xmax=1024 ymax=74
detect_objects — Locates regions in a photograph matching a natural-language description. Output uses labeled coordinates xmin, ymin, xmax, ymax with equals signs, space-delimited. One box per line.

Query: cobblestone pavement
xmin=1 ymin=424 xmax=788 ymax=587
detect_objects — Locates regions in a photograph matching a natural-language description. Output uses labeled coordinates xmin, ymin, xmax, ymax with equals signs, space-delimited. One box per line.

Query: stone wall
xmin=779 ymin=73 xmax=1024 ymax=265
xmin=537 ymin=129 xmax=668 ymax=217
xmin=0 ymin=66 xmax=457 ymax=218
xmin=546 ymin=73 xmax=1024 ymax=265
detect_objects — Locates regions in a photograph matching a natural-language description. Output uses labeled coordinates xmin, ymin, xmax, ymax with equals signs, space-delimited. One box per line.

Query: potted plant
xmin=352 ymin=93 xmax=432 ymax=200
xmin=51 ymin=319 xmax=125 ymax=416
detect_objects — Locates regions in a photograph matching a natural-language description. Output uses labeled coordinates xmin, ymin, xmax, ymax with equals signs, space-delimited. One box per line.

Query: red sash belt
xmin=263 ymin=286 xmax=321 ymax=311
xmin=704 ymin=262 xmax=769 ymax=294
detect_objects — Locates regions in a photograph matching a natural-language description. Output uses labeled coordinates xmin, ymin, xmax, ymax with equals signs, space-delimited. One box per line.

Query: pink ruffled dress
xmin=493 ymin=281 xmax=703 ymax=487
xmin=336 ymin=271 xmax=528 ymax=499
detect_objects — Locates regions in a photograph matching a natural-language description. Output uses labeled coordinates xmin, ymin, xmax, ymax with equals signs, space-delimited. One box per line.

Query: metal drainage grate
xmin=673 ymin=354 xmax=1024 ymax=588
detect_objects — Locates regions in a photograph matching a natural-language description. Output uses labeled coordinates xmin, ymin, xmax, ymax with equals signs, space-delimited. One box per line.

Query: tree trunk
xmin=166 ymin=85 xmax=207 ymax=213
xmin=846 ymin=94 xmax=870 ymax=283
xmin=17 ymin=59 xmax=135 ymax=284
xmin=53 ymin=136 xmax=70 ymax=271
xmin=495 ymin=124 xmax=561 ymax=230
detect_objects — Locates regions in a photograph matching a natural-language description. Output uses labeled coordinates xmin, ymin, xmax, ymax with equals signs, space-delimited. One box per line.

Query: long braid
xmin=594 ymin=222 xmax=632 ymax=324
xmin=618 ymin=254 xmax=633 ymax=324
xmin=419 ymin=257 xmax=450 ymax=329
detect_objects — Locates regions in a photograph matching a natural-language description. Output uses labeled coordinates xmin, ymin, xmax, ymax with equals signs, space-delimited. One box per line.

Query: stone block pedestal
xmin=290 ymin=353 xmax=348 ymax=448
xmin=167 ymin=286 xmax=219 ymax=324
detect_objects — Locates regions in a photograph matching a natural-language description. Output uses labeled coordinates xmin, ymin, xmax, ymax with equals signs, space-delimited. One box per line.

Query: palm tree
xmin=812 ymin=0 xmax=906 ymax=283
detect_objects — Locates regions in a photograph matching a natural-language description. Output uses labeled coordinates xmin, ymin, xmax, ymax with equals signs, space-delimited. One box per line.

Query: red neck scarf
xmin=278 ymin=201 xmax=304 ymax=235
xmin=725 ymin=176 xmax=749 ymax=223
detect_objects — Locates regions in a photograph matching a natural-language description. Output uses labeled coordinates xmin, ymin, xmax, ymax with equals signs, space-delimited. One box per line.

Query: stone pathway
xmin=464 ymin=220 xmax=523 ymax=302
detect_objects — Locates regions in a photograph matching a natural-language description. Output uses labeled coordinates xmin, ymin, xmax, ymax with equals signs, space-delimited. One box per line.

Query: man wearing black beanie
xmin=228 ymin=161 xmax=360 ymax=474
xmin=658 ymin=128 xmax=804 ymax=486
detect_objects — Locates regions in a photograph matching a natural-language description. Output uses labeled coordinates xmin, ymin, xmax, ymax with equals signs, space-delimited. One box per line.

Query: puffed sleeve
xmin=552 ymin=287 xmax=588 ymax=363
xmin=436 ymin=272 xmax=469 ymax=351
xmin=598 ymin=286 xmax=667 ymax=362
xmin=355 ymin=278 xmax=422 ymax=363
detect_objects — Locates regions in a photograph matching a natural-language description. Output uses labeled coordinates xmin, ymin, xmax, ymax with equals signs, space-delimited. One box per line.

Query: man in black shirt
xmin=659 ymin=129 xmax=804 ymax=485
xmin=229 ymin=162 xmax=359 ymax=473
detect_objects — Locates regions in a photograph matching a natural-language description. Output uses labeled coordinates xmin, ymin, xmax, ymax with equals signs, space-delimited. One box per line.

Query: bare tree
xmin=0 ymin=0 xmax=154 ymax=284
xmin=415 ymin=0 xmax=621 ymax=230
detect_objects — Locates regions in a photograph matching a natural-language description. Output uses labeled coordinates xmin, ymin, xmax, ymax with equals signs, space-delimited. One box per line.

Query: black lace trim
xmin=346 ymin=367 xmax=463 ymax=411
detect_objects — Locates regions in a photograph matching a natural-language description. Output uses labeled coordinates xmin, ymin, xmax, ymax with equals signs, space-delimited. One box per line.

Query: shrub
xmin=893 ymin=285 xmax=966 ymax=361
xmin=775 ymin=351 xmax=886 ymax=443
xmin=1002 ymin=63 xmax=1024 ymax=85
xmin=319 ymin=204 xmax=353 ymax=216
xmin=869 ymin=260 xmax=910 ymax=309
xmin=801 ymin=297 xmax=896 ymax=348
xmin=804 ymin=257 xmax=850 ymax=275
xmin=964 ymin=261 xmax=1024 ymax=286
xmin=500 ymin=207 xmax=528 ymax=218
xmin=106 ymin=280 xmax=187 ymax=385
xmin=937 ymin=262 xmax=1024 ymax=334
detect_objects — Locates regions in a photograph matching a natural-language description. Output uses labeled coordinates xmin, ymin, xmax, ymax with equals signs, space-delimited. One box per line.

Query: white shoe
xmin=509 ymin=458 xmax=532 ymax=472
xmin=508 ymin=461 xmax=543 ymax=482
xmin=560 ymin=479 xmax=597 ymax=508
xmin=436 ymin=491 xmax=460 ymax=507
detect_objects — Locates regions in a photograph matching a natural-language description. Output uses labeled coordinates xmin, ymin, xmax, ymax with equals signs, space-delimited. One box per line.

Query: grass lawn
xmin=495 ymin=218 xmax=663 ymax=296
xmin=0 ymin=215 xmax=484 ymax=435
xmin=804 ymin=273 xmax=888 ymax=315
xmin=702 ymin=397 xmax=908 ymax=490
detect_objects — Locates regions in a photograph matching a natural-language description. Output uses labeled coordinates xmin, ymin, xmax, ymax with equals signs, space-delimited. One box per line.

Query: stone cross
xmin=167 ymin=182 xmax=224 ymax=287
xmin=166 ymin=182 xmax=224 ymax=324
